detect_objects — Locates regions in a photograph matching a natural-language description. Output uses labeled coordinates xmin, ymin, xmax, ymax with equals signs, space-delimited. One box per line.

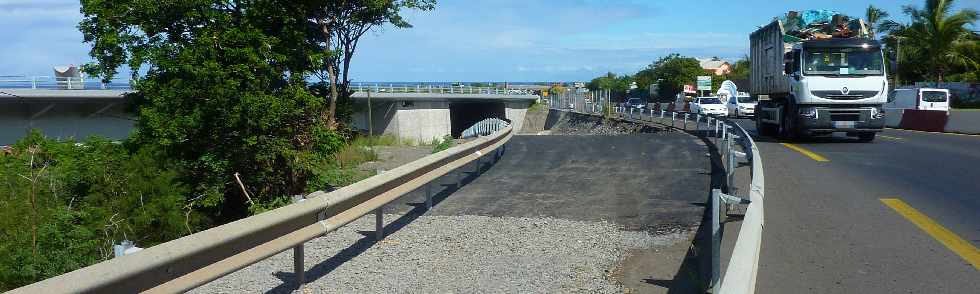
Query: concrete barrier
xmin=886 ymin=109 xmax=980 ymax=134
xmin=898 ymin=109 xmax=949 ymax=132
xmin=944 ymin=110 xmax=980 ymax=134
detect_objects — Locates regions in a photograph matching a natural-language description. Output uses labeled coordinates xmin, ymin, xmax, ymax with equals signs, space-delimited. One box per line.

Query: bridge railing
xmin=350 ymin=82 xmax=532 ymax=95
xmin=0 ymin=75 xmax=131 ymax=90
xmin=11 ymin=126 xmax=513 ymax=293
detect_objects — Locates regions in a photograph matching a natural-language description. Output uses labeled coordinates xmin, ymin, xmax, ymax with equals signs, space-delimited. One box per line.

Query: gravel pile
xmin=192 ymin=214 xmax=690 ymax=294
xmin=551 ymin=115 xmax=661 ymax=136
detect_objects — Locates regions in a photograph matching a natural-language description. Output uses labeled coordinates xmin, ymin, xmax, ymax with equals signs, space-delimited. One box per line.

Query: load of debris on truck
xmin=778 ymin=9 xmax=872 ymax=42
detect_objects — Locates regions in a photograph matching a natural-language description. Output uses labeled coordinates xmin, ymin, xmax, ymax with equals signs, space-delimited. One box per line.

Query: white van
xmin=886 ymin=88 xmax=951 ymax=112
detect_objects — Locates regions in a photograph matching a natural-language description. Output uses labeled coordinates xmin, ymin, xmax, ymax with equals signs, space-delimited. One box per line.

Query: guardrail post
xmin=683 ymin=113 xmax=689 ymax=130
xmin=711 ymin=189 xmax=721 ymax=293
xmin=292 ymin=195 xmax=306 ymax=288
xmin=375 ymin=206 xmax=384 ymax=241
xmin=425 ymin=183 xmax=433 ymax=209
xmin=671 ymin=112 xmax=676 ymax=128
xmin=727 ymin=128 xmax=736 ymax=193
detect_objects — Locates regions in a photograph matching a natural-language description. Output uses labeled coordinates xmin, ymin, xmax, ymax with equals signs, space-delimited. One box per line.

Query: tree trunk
xmin=318 ymin=18 xmax=339 ymax=130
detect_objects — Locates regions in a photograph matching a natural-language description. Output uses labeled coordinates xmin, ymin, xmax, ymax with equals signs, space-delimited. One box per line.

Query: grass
xmin=528 ymin=100 xmax=545 ymax=112
xmin=430 ymin=135 xmax=455 ymax=153
xmin=335 ymin=144 xmax=378 ymax=168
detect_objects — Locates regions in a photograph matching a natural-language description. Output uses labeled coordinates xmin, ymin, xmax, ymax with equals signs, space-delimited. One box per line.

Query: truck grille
xmin=810 ymin=90 xmax=878 ymax=100
xmin=829 ymin=110 xmax=863 ymax=121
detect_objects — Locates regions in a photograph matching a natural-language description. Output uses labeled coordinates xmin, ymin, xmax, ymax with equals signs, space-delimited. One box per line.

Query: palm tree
xmin=865 ymin=5 xmax=891 ymax=38
xmin=883 ymin=0 xmax=978 ymax=82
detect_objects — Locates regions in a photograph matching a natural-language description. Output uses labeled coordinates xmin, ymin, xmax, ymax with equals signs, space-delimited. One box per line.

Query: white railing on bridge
xmin=350 ymin=83 xmax=533 ymax=95
xmin=0 ymin=75 xmax=130 ymax=90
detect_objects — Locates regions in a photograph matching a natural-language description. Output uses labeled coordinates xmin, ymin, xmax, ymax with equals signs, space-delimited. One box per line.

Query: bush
xmin=431 ymin=135 xmax=455 ymax=153
xmin=0 ymin=131 xmax=197 ymax=291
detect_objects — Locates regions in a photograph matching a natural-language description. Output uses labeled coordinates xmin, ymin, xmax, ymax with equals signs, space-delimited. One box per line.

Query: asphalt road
xmin=389 ymin=134 xmax=711 ymax=231
xmin=729 ymin=119 xmax=979 ymax=293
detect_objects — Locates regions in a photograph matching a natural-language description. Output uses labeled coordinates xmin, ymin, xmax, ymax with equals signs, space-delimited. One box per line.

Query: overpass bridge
xmin=0 ymin=84 xmax=539 ymax=145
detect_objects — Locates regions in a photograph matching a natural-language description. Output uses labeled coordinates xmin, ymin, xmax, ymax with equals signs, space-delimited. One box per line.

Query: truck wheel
xmin=779 ymin=104 xmax=798 ymax=140
xmin=757 ymin=116 xmax=777 ymax=136
xmin=857 ymin=132 xmax=876 ymax=142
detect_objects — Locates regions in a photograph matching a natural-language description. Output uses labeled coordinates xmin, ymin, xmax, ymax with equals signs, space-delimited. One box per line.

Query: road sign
xmin=697 ymin=76 xmax=712 ymax=91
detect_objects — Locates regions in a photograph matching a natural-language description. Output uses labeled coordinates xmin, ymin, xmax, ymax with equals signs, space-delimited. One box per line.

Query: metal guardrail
xmin=551 ymin=96 xmax=764 ymax=294
xmin=350 ymin=83 xmax=532 ymax=95
xmin=461 ymin=118 xmax=510 ymax=139
xmin=613 ymin=106 xmax=763 ymax=294
xmin=11 ymin=126 xmax=513 ymax=293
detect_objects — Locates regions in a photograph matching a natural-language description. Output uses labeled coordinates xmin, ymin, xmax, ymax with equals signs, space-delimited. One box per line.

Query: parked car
xmin=691 ymin=97 xmax=727 ymax=116
xmin=727 ymin=95 xmax=758 ymax=117
xmin=885 ymin=88 xmax=950 ymax=113
xmin=624 ymin=98 xmax=646 ymax=109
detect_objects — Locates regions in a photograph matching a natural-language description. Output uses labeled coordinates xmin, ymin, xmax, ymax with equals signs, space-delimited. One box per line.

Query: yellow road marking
xmin=880 ymin=198 xmax=980 ymax=270
xmin=879 ymin=135 xmax=904 ymax=140
xmin=780 ymin=143 xmax=829 ymax=162
xmin=886 ymin=128 xmax=980 ymax=138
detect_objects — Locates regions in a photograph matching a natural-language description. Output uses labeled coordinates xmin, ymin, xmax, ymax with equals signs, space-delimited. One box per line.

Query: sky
xmin=1 ymin=0 xmax=978 ymax=82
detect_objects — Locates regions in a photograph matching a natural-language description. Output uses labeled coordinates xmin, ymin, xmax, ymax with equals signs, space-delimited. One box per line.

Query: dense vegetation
xmin=1 ymin=0 xmax=436 ymax=290
xmin=875 ymin=0 xmax=978 ymax=84
xmin=587 ymin=54 xmax=749 ymax=102
xmin=0 ymin=133 xmax=197 ymax=290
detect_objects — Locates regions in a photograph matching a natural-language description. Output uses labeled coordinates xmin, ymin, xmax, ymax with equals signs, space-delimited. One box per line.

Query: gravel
xmin=550 ymin=114 xmax=663 ymax=136
xmin=192 ymin=214 xmax=691 ymax=294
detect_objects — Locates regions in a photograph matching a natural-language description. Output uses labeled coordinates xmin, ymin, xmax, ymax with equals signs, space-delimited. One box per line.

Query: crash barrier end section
xmin=11 ymin=126 xmax=514 ymax=294
xmin=898 ymin=109 xmax=949 ymax=132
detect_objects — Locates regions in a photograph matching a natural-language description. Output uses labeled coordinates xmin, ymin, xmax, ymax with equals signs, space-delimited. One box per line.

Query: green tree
xmin=587 ymin=72 xmax=634 ymax=101
xmin=77 ymin=1 xmax=434 ymax=220
xmin=882 ymin=0 xmax=978 ymax=82
xmin=865 ymin=5 xmax=891 ymax=37
xmin=640 ymin=54 xmax=703 ymax=101
xmin=309 ymin=0 xmax=437 ymax=130
xmin=728 ymin=56 xmax=751 ymax=81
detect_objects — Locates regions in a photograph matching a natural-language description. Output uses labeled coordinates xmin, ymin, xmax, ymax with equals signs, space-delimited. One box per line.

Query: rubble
xmin=780 ymin=9 xmax=870 ymax=42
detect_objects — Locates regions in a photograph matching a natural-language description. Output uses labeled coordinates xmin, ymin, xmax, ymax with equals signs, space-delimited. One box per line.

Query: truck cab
xmin=757 ymin=38 xmax=888 ymax=141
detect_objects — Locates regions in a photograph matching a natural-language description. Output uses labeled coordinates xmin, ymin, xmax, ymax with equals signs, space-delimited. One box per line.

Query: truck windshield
xmin=803 ymin=48 xmax=884 ymax=76
xmin=922 ymin=91 xmax=948 ymax=102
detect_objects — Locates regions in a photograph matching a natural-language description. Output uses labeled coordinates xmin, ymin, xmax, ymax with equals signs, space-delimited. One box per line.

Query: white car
xmin=691 ymin=97 xmax=727 ymax=116
xmin=727 ymin=95 xmax=758 ymax=117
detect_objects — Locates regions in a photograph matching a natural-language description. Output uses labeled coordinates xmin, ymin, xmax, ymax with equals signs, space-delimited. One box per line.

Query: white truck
xmin=751 ymin=14 xmax=888 ymax=142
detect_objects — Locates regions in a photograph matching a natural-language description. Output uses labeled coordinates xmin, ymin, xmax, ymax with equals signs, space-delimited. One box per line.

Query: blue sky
xmin=1 ymin=0 xmax=977 ymax=82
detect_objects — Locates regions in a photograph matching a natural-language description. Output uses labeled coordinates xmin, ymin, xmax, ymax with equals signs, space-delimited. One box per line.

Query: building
xmin=699 ymin=58 xmax=732 ymax=76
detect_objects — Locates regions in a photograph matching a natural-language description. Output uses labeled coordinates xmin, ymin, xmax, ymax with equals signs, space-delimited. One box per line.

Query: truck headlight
xmin=871 ymin=107 xmax=885 ymax=119
xmin=799 ymin=107 xmax=818 ymax=119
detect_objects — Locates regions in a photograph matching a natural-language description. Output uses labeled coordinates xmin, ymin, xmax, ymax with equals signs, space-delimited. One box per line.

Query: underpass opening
xmin=450 ymin=101 xmax=505 ymax=137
